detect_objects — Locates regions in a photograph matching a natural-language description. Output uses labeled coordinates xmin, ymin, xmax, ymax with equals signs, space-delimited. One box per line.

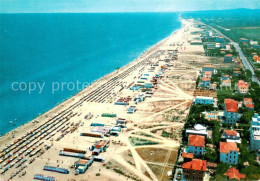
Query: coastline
xmin=0 ymin=21 xmax=183 ymax=145
xmin=0 ymin=18 xmax=205 ymax=181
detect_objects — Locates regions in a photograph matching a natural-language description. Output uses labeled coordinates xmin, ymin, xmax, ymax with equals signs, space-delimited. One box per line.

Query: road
xmin=208 ymin=25 xmax=260 ymax=86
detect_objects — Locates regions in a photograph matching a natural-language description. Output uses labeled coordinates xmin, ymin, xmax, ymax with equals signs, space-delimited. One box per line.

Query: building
xmin=239 ymin=38 xmax=249 ymax=43
xmin=203 ymin=71 xmax=212 ymax=78
xmin=223 ymin=99 xmax=239 ymax=124
xmin=224 ymin=54 xmax=233 ymax=63
xmin=223 ymin=130 xmax=241 ymax=143
xmin=250 ymin=40 xmax=258 ymax=46
xmin=225 ymin=167 xmax=246 ymax=181
xmin=226 ymin=44 xmax=231 ymax=50
xmin=237 ymin=80 xmax=249 ymax=94
xmin=182 ymin=152 xmax=193 ymax=162
xmin=201 ymin=77 xmax=211 ymax=87
xmin=220 ymin=142 xmax=239 ymax=165
xmin=187 ymin=134 xmax=205 ymax=156
xmin=186 ymin=124 xmax=208 ymax=138
xmin=210 ymin=83 xmax=217 ymax=90
xmin=202 ymin=111 xmax=221 ymax=121
xmin=221 ymin=79 xmax=231 ymax=87
xmin=182 ymin=159 xmax=207 ymax=181
xmin=194 ymin=96 xmax=214 ymax=105
xmin=243 ymin=98 xmax=254 ymax=110
xmin=221 ymin=74 xmax=229 ymax=80
xmin=249 ymin=113 xmax=260 ymax=151
xmin=216 ymin=36 xmax=225 ymax=43
xmin=202 ymin=65 xmax=215 ymax=74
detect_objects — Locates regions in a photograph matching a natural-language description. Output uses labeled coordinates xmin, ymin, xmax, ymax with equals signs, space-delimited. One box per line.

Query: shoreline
xmin=0 ymin=21 xmax=183 ymax=144
xmin=0 ymin=18 xmax=203 ymax=181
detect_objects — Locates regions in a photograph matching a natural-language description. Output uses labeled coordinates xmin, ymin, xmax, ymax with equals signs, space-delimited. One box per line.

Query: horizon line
xmin=1 ymin=8 xmax=260 ymax=14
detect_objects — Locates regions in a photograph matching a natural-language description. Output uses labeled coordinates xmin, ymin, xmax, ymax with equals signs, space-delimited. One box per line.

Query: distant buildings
xmin=225 ymin=167 xmax=246 ymax=181
xmin=223 ymin=130 xmax=241 ymax=144
xmin=220 ymin=142 xmax=239 ymax=165
xmin=223 ymin=99 xmax=239 ymax=124
xmin=216 ymin=36 xmax=225 ymax=43
xmin=224 ymin=54 xmax=233 ymax=63
xmin=239 ymin=38 xmax=249 ymax=44
xmin=194 ymin=96 xmax=214 ymax=105
xmin=221 ymin=79 xmax=231 ymax=87
xmin=202 ymin=65 xmax=215 ymax=74
xmin=182 ymin=159 xmax=207 ymax=181
xmin=187 ymin=134 xmax=205 ymax=156
xmin=237 ymin=80 xmax=249 ymax=94
xmin=249 ymin=113 xmax=260 ymax=151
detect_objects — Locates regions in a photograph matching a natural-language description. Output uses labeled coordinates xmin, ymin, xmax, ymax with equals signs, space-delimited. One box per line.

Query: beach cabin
xmin=75 ymin=158 xmax=94 ymax=174
xmin=127 ymin=106 xmax=136 ymax=114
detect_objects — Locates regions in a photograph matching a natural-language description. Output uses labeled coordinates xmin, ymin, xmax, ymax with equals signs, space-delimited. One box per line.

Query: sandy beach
xmin=0 ymin=19 xmax=206 ymax=181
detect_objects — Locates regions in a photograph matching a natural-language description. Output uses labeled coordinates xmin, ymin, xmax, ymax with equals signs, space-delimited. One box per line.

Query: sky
xmin=0 ymin=0 xmax=260 ymax=13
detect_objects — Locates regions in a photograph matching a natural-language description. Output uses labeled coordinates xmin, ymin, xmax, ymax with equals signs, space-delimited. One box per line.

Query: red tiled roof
xmin=182 ymin=152 xmax=194 ymax=159
xmin=182 ymin=159 xmax=207 ymax=171
xmin=233 ymin=68 xmax=240 ymax=71
xmin=220 ymin=142 xmax=239 ymax=153
xmin=225 ymin=54 xmax=233 ymax=57
xmin=245 ymin=104 xmax=254 ymax=108
xmin=243 ymin=98 xmax=253 ymax=102
xmin=237 ymin=80 xmax=249 ymax=88
xmin=203 ymin=64 xmax=215 ymax=68
xmin=226 ymin=167 xmax=246 ymax=181
xmin=224 ymin=130 xmax=237 ymax=136
xmin=233 ymin=71 xmax=242 ymax=74
xmin=203 ymin=71 xmax=212 ymax=75
xmin=202 ymin=77 xmax=211 ymax=81
xmin=189 ymin=135 xmax=205 ymax=147
xmin=224 ymin=99 xmax=238 ymax=112
xmin=222 ymin=79 xmax=231 ymax=83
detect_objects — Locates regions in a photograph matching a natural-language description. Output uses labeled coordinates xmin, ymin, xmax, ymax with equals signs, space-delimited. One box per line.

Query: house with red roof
xmin=237 ymin=80 xmax=249 ymax=94
xmin=220 ymin=142 xmax=239 ymax=165
xmin=224 ymin=54 xmax=233 ymax=63
xmin=203 ymin=71 xmax=212 ymax=79
xmin=201 ymin=64 xmax=215 ymax=75
xmin=182 ymin=159 xmax=207 ymax=181
xmin=223 ymin=99 xmax=239 ymax=124
xmin=243 ymin=98 xmax=254 ymax=110
xmin=187 ymin=135 xmax=205 ymax=156
xmin=182 ymin=152 xmax=193 ymax=162
xmin=201 ymin=77 xmax=211 ymax=87
xmin=222 ymin=130 xmax=241 ymax=143
xmin=225 ymin=167 xmax=246 ymax=181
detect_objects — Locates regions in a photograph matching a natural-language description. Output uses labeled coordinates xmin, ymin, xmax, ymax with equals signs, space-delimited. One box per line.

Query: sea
xmin=0 ymin=13 xmax=181 ymax=135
